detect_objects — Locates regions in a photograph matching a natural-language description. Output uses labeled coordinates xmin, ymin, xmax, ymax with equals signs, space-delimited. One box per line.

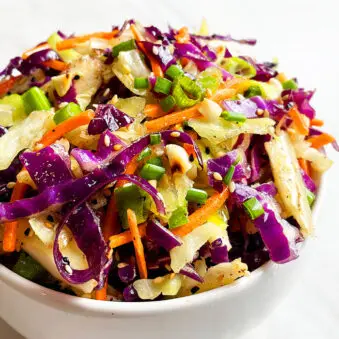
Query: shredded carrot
xmin=180 ymin=57 xmax=190 ymax=67
xmin=172 ymin=186 xmax=229 ymax=237
xmin=298 ymin=158 xmax=310 ymax=175
xmin=307 ymin=133 xmax=335 ymax=149
xmin=3 ymin=183 xmax=28 ymax=252
xmin=310 ymin=118 xmax=324 ymax=127
xmin=95 ymin=281 xmax=108 ymax=301
xmin=0 ymin=76 xmax=19 ymax=97
xmin=175 ymin=27 xmax=190 ymax=43
xmin=42 ymin=60 xmax=68 ymax=72
xmin=183 ymin=143 xmax=195 ymax=157
xmin=22 ymin=43 xmax=49 ymax=59
xmin=56 ymin=30 xmax=119 ymax=51
xmin=127 ymin=209 xmax=147 ymax=279
xmin=130 ymin=24 xmax=164 ymax=77
xmin=109 ymin=187 xmax=230 ymax=249
xmin=145 ymin=104 xmax=201 ymax=132
xmin=38 ymin=110 xmax=94 ymax=147
xmin=144 ymin=104 xmax=167 ymax=118
xmin=210 ymin=88 xmax=236 ymax=102
xmin=288 ymin=105 xmax=309 ymax=136
xmin=186 ymin=130 xmax=198 ymax=141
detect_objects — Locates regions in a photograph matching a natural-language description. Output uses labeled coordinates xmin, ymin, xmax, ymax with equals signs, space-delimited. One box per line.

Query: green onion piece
xmin=147 ymin=157 xmax=163 ymax=167
xmin=243 ymin=197 xmax=265 ymax=220
xmin=168 ymin=206 xmax=189 ymax=229
xmin=112 ymin=39 xmax=136 ymax=57
xmin=306 ymin=189 xmax=315 ymax=206
xmin=198 ymin=75 xmax=219 ymax=92
xmin=172 ymin=76 xmax=204 ymax=109
xmin=186 ymin=188 xmax=208 ymax=204
xmin=150 ymin=133 xmax=161 ymax=145
xmin=22 ymin=87 xmax=51 ymax=114
xmin=13 ymin=251 xmax=46 ymax=281
xmin=114 ymin=184 xmax=147 ymax=228
xmin=137 ymin=147 xmax=152 ymax=161
xmin=223 ymin=165 xmax=235 ymax=185
xmin=0 ymin=94 xmax=26 ymax=121
xmin=134 ymin=77 xmax=149 ymax=89
xmin=221 ymin=57 xmax=256 ymax=78
xmin=165 ymin=64 xmax=184 ymax=79
xmin=244 ymin=85 xmax=262 ymax=98
xmin=282 ymin=79 xmax=298 ymax=90
xmin=154 ymin=77 xmax=172 ymax=95
xmin=140 ymin=163 xmax=165 ymax=180
xmin=221 ymin=111 xmax=247 ymax=123
xmin=53 ymin=102 xmax=82 ymax=125
xmin=160 ymin=95 xmax=176 ymax=112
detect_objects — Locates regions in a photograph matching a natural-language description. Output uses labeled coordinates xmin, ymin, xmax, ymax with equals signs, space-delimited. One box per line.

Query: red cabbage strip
xmin=282 ymin=89 xmax=316 ymax=119
xmin=54 ymin=80 xmax=77 ymax=105
xmin=255 ymin=182 xmax=277 ymax=197
xmin=20 ymin=144 xmax=72 ymax=191
xmin=118 ymin=262 xmax=136 ymax=283
xmin=240 ymin=58 xmax=277 ymax=82
xmin=210 ymin=238 xmax=229 ymax=264
xmin=0 ymin=126 xmax=7 ymax=137
xmin=250 ymin=96 xmax=286 ymax=121
xmin=71 ymin=131 xmax=126 ymax=172
xmin=222 ymin=99 xmax=259 ymax=119
xmin=300 ymin=169 xmax=316 ymax=193
xmin=0 ymin=157 xmax=21 ymax=200
xmin=88 ymin=104 xmax=134 ymax=135
xmin=207 ymin=149 xmax=250 ymax=192
xmin=179 ymin=263 xmax=203 ymax=283
xmin=115 ymin=19 xmax=135 ymax=37
xmin=191 ymin=34 xmax=257 ymax=46
xmin=232 ymin=184 xmax=299 ymax=263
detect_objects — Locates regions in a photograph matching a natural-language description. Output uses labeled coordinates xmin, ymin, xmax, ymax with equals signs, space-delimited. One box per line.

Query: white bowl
xmin=0 ymin=177 xmax=323 ymax=339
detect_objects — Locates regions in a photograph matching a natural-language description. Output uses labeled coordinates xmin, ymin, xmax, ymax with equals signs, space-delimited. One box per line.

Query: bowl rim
xmin=0 ymin=173 xmax=325 ymax=317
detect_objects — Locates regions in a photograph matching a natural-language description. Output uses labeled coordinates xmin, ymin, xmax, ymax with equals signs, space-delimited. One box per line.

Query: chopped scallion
xmin=282 ymin=79 xmax=298 ymax=90
xmin=223 ymin=165 xmax=235 ymax=185
xmin=243 ymin=197 xmax=265 ymax=220
xmin=244 ymin=85 xmax=262 ymax=98
xmin=22 ymin=87 xmax=51 ymax=114
xmin=186 ymin=188 xmax=208 ymax=204
xmin=154 ymin=77 xmax=172 ymax=95
xmin=134 ymin=77 xmax=149 ymax=89
xmin=160 ymin=95 xmax=176 ymax=112
xmin=139 ymin=163 xmax=165 ymax=180
xmin=165 ymin=64 xmax=184 ymax=79
xmin=172 ymin=76 xmax=204 ymax=109
xmin=306 ymin=189 xmax=315 ymax=206
xmin=112 ymin=39 xmax=136 ymax=57
xmin=137 ymin=147 xmax=152 ymax=161
xmin=150 ymin=133 xmax=161 ymax=145
xmin=53 ymin=102 xmax=82 ymax=125
xmin=168 ymin=206 xmax=189 ymax=229
xmin=221 ymin=111 xmax=247 ymax=123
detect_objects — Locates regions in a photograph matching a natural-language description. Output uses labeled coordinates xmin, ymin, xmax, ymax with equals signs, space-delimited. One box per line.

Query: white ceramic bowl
xmin=0 ymin=177 xmax=323 ymax=339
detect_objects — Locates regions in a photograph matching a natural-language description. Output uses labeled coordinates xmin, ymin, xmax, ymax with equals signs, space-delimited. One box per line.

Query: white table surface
xmin=0 ymin=0 xmax=338 ymax=338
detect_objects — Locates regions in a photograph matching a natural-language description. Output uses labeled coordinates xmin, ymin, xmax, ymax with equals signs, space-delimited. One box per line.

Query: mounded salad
xmin=0 ymin=20 xmax=336 ymax=302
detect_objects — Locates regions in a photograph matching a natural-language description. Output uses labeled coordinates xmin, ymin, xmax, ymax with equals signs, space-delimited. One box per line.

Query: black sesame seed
xmin=205 ymin=147 xmax=210 ymax=155
xmin=191 ymin=286 xmax=199 ymax=294
xmin=24 ymin=228 xmax=30 ymax=236
xmin=47 ymin=215 xmax=54 ymax=222
xmin=189 ymin=154 xmax=194 ymax=162
xmin=74 ymin=74 xmax=80 ymax=80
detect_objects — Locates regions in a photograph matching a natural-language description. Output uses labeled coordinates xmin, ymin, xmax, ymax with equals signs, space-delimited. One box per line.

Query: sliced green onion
xmin=243 ymin=197 xmax=265 ymax=220
xmin=223 ymin=165 xmax=235 ymax=185
xmin=114 ymin=184 xmax=147 ymax=228
xmin=154 ymin=77 xmax=172 ymax=95
xmin=147 ymin=157 xmax=163 ymax=167
xmin=22 ymin=87 xmax=51 ymax=114
xmin=140 ymin=163 xmax=165 ymax=180
xmin=186 ymin=188 xmax=208 ymax=204
xmin=160 ymin=95 xmax=176 ymax=112
xmin=198 ymin=76 xmax=219 ymax=92
xmin=112 ymin=39 xmax=136 ymax=57
xmin=282 ymin=79 xmax=298 ymax=90
xmin=53 ymin=102 xmax=82 ymax=125
xmin=137 ymin=147 xmax=152 ymax=161
xmin=244 ymin=85 xmax=262 ymax=98
xmin=134 ymin=77 xmax=149 ymax=89
xmin=221 ymin=57 xmax=256 ymax=78
xmin=0 ymin=94 xmax=26 ymax=121
xmin=150 ymin=133 xmax=161 ymax=145
xmin=13 ymin=251 xmax=46 ymax=281
xmin=165 ymin=64 xmax=184 ymax=79
xmin=306 ymin=189 xmax=315 ymax=206
xmin=221 ymin=111 xmax=247 ymax=123
xmin=168 ymin=206 xmax=189 ymax=229
xmin=172 ymin=76 xmax=204 ymax=109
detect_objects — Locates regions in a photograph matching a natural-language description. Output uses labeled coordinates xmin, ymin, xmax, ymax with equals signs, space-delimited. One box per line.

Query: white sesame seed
xmin=152 ymin=46 xmax=159 ymax=55
xmin=34 ymin=143 xmax=44 ymax=151
xmin=237 ymin=94 xmax=245 ymax=100
xmin=229 ymin=181 xmax=235 ymax=193
xmin=256 ymin=109 xmax=264 ymax=116
xmin=113 ymin=144 xmax=123 ymax=151
xmin=104 ymin=134 xmax=110 ymax=147
xmin=170 ymin=131 xmax=180 ymax=138
xmin=6 ymin=182 xmax=16 ymax=189
xmin=103 ymin=88 xmax=110 ymax=97
xmin=65 ymin=265 xmax=73 ymax=274
xmin=117 ymin=262 xmax=128 ymax=269
xmin=213 ymin=172 xmax=223 ymax=181
xmin=92 ymin=104 xmax=98 ymax=109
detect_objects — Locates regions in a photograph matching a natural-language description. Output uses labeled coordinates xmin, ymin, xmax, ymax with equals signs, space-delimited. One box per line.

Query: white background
xmin=0 ymin=0 xmax=338 ymax=338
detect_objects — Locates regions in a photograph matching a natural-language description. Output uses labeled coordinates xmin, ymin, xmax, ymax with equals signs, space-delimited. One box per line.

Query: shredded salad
xmin=0 ymin=20 xmax=336 ymax=302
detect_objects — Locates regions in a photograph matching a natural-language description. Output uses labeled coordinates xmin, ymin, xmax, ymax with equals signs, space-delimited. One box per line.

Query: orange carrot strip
xmin=144 ymin=104 xmax=167 ymax=118
xmin=109 ymin=187 xmax=230 ymax=249
xmin=210 ymin=88 xmax=236 ymax=102
xmin=22 ymin=43 xmax=49 ymax=59
xmin=172 ymin=186 xmax=230 ymax=237
xmin=95 ymin=281 xmax=108 ymax=301
xmin=310 ymin=118 xmax=324 ymax=127
xmin=56 ymin=30 xmax=119 ymax=51
xmin=175 ymin=27 xmax=190 ymax=43
xmin=288 ymin=106 xmax=309 ymax=135
xmin=307 ymin=133 xmax=335 ymax=149
xmin=42 ymin=59 xmax=68 ymax=72
xmin=38 ymin=110 xmax=94 ymax=147
xmin=0 ymin=76 xmax=19 ymax=97
xmin=145 ymin=104 xmax=201 ymax=132
xmin=3 ymin=183 xmax=28 ymax=252
xmin=298 ymin=158 xmax=310 ymax=176
xmin=183 ymin=143 xmax=195 ymax=157
xmin=130 ymin=24 xmax=164 ymax=77
xmin=127 ymin=209 xmax=147 ymax=279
